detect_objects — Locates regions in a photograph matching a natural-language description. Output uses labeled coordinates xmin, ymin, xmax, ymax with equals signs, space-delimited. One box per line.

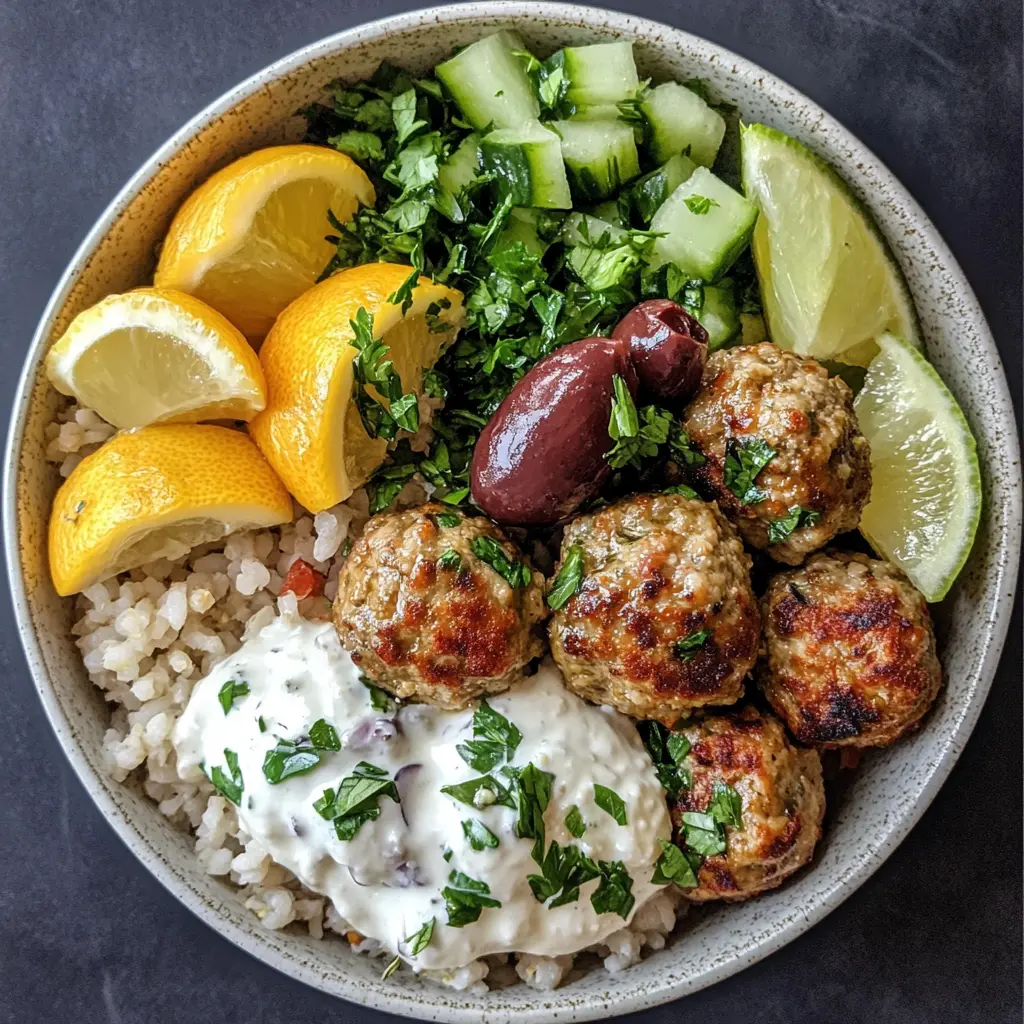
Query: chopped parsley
xmin=433 ymin=511 xmax=462 ymax=528
xmin=652 ymin=838 xmax=700 ymax=888
xmin=683 ymin=194 xmax=720 ymax=216
xmin=663 ymin=483 xmax=699 ymax=500
xmin=206 ymin=749 xmax=243 ymax=806
xmin=605 ymin=377 xmax=704 ymax=472
xmin=593 ymin=784 xmax=628 ymax=826
xmin=461 ymin=818 xmax=500 ymax=850
xmin=528 ymin=839 xmax=600 ymax=908
xmin=348 ymin=306 xmax=420 ymax=441
xmin=639 ymin=721 xmax=692 ymax=799
xmin=673 ymin=628 xmax=712 ymax=662
xmin=257 ymin=716 xmax=267 ymax=733
xmin=590 ymin=859 xmax=635 ymax=918
xmin=440 ymin=773 xmax=515 ymax=809
xmin=723 ymin=437 xmax=776 ymax=505
xmin=313 ymin=761 xmax=399 ymax=840
xmin=405 ymin=917 xmax=435 ymax=956
xmin=456 ymin=699 xmax=522 ymax=773
xmin=436 ymin=548 xmax=462 ymax=571
xmin=471 ymin=535 xmax=532 ymax=588
xmin=680 ymin=811 xmax=727 ymax=856
xmin=217 ymin=680 xmax=250 ymax=714
xmin=387 ymin=265 xmax=420 ymax=315
xmin=767 ymin=505 xmax=822 ymax=544
xmin=506 ymin=762 xmax=554 ymax=860
xmin=547 ymin=545 xmax=585 ymax=610
xmin=707 ymin=780 xmax=743 ymax=828
xmin=442 ymin=870 xmax=501 ymax=927
xmin=380 ymin=956 xmax=402 ymax=981
xmin=360 ymin=674 xmax=395 ymax=712
xmin=262 ymin=719 xmax=342 ymax=784
xmin=564 ymin=805 xmax=586 ymax=838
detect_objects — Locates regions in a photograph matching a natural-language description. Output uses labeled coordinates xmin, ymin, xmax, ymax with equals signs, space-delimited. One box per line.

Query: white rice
xmin=49 ymin=403 xmax=684 ymax=991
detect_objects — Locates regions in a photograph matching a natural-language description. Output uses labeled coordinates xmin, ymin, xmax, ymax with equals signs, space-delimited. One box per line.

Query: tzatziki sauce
xmin=173 ymin=610 xmax=671 ymax=971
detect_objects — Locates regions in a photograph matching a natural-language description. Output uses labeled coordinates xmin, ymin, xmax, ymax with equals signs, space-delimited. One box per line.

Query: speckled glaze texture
xmin=4 ymin=5 xmax=1020 ymax=1021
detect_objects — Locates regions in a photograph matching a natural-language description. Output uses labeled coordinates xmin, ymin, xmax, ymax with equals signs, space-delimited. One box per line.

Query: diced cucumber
xmin=436 ymin=31 xmax=540 ymax=131
xmin=438 ymin=134 xmax=481 ymax=196
xmin=480 ymin=121 xmax=572 ymax=209
xmin=495 ymin=208 xmax=549 ymax=258
xmin=640 ymin=82 xmax=726 ymax=166
xmin=696 ymin=280 xmax=742 ymax=350
xmin=649 ymin=166 xmax=757 ymax=280
xmin=589 ymin=196 xmax=631 ymax=228
xmin=549 ymin=119 xmax=640 ymax=201
xmin=546 ymin=41 xmax=640 ymax=109
xmin=561 ymin=213 xmax=626 ymax=247
xmin=569 ymin=104 xmax=626 ymax=121
xmin=630 ymin=153 xmax=697 ymax=223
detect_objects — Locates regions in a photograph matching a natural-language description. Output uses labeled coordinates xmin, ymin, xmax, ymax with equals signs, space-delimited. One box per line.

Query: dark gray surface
xmin=0 ymin=0 xmax=1020 ymax=1021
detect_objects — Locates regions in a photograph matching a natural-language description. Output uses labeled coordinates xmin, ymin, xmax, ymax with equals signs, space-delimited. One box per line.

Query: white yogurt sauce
xmin=173 ymin=611 xmax=671 ymax=970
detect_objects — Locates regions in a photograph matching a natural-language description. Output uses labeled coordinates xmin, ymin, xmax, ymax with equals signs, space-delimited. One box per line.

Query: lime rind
xmin=740 ymin=122 xmax=920 ymax=366
xmin=854 ymin=332 xmax=981 ymax=601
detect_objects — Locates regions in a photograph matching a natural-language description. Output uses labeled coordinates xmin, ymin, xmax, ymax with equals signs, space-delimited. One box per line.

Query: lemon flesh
xmin=155 ymin=145 xmax=375 ymax=338
xmin=741 ymin=123 xmax=919 ymax=366
xmin=45 ymin=288 xmax=266 ymax=429
xmin=48 ymin=423 xmax=293 ymax=595
xmin=854 ymin=333 xmax=981 ymax=601
xmin=249 ymin=263 xmax=465 ymax=514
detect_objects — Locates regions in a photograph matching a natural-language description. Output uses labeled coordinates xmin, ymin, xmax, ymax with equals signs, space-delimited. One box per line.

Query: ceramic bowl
xmin=5 ymin=4 xmax=1020 ymax=1020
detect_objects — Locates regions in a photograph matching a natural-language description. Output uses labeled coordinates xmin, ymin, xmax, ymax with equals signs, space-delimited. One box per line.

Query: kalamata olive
xmin=470 ymin=338 xmax=637 ymax=526
xmin=611 ymin=299 xmax=708 ymax=403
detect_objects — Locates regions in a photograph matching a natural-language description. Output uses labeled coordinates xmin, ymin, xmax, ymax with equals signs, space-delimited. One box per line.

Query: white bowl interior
xmin=6 ymin=5 xmax=1020 ymax=1021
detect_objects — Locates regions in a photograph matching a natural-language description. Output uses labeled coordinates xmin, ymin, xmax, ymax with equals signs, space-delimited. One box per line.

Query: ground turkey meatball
xmin=548 ymin=493 xmax=761 ymax=720
xmin=760 ymin=551 xmax=942 ymax=747
xmin=669 ymin=706 xmax=825 ymax=902
xmin=333 ymin=504 xmax=546 ymax=708
xmin=682 ymin=343 xmax=871 ymax=564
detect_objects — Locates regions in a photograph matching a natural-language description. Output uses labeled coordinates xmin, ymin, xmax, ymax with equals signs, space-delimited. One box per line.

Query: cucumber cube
xmin=548 ymin=41 xmax=640 ymax=109
xmin=550 ymin=119 xmax=640 ymax=201
xmin=481 ymin=121 xmax=572 ymax=209
xmin=649 ymin=166 xmax=758 ymax=280
xmin=640 ymin=81 xmax=726 ymax=166
xmin=438 ymin=134 xmax=481 ymax=196
xmin=436 ymin=31 xmax=540 ymax=131
xmin=631 ymin=153 xmax=697 ymax=223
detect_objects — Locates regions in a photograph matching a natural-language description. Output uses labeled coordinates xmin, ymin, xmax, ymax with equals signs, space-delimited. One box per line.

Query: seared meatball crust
xmin=549 ymin=493 xmax=761 ymax=721
xmin=671 ymin=706 xmax=825 ymax=902
xmin=332 ymin=504 xmax=546 ymax=709
xmin=760 ymin=551 xmax=942 ymax=747
xmin=682 ymin=343 xmax=871 ymax=564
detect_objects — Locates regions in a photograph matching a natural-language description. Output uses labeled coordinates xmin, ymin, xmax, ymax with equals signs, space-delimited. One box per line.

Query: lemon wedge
xmin=854 ymin=333 xmax=981 ymax=601
xmin=249 ymin=263 xmax=464 ymax=513
xmin=49 ymin=424 xmax=293 ymax=595
xmin=45 ymin=287 xmax=266 ymax=429
xmin=740 ymin=123 xmax=920 ymax=366
xmin=154 ymin=145 xmax=375 ymax=338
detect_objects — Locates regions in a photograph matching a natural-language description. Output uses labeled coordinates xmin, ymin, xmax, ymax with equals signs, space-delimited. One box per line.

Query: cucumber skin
xmin=480 ymin=129 xmax=572 ymax=209
xmin=559 ymin=41 xmax=640 ymax=107
xmin=641 ymin=82 xmax=726 ymax=166
xmin=631 ymin=154 xmax=697 ymax=223
xmin=699 ymin=281 xmax=742 ymax=350
xmin=550 ymin=119 xmax=641 ymax=202
xmin=436 ymin=31 xmax=540 ymax=131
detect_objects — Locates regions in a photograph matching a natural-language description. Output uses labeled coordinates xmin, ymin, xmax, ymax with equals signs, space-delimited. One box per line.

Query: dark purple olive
xmin=611 ymin=299 xmax=708 ymax=403
xmin=470 ymin=338 xmax=637 ymax=526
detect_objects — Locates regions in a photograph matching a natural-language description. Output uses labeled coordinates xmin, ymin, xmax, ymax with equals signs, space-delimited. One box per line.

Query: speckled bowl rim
xmin=5 ymin=3 xmax=1021 ymax=1021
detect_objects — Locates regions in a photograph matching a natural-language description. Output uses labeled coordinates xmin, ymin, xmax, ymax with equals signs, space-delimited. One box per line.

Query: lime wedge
xmin=740 ymin=123 xmax=920 ymax=366
xmin=853 ymin=333 xmax=981 ymax=601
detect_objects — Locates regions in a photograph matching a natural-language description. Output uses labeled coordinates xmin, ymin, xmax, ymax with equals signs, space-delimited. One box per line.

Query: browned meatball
xmin=682 ymin=343 xmax=871 ymax=564
xmin=548 ymin=493 xmax=761 ymax=721
xmin=332 ymin=504 xmax=546 ymax=708
xmin=760 ymin=551 xmax=942 ymax=747
xmin=669 ymin=706 xmax=825 ymax=902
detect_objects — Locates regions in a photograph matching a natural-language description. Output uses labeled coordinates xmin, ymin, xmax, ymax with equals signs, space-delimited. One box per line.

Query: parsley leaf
xmin=360 ymin=674 xmax=394 ymax=712
xmin=594 ymin=784 xmax=628 ymax=826
xmin=461 ymin=817 xmax=500 ymax=850
xmin=471 ymin=535 xmax=532 ymax=588
xmin=663 ymin=483 xmax=700 ymax=500
xmin=217 ymin=679 xmax=250 ymax=714
xmin=456 ymin=699 xmax=523 ymax=772
xmin=348 ymin=307 xmax=420 ymax=440
xmin=681 ymin=811 xmax=727 ymax=857
xmin=387 ymin=265 xmax=420 ymax=316
xmin=591 ymin=860 xmax=635 ymax=919
xmin=673 ymin=628 xmax=712 ymax=662
xmin=707 ymin=781 xmax=743 ymax=829
xmin=683 ymin=194 xmax=720 ymax=215
xmin=366 ymin=459 xmax=417 ymax=515
xmin=605 ymin=375 xmax=640 ymax=469
xmin=440 ymin=773 xmax=515 ymax=809
xmin=313 ymin=762 xmax=399 ymax=840
xmin=308 ymin=718 xmax=341 ymax=751
xmin=564 ymin=805 xmax=586 ymax=838
xmin=528 ymin=840 xmax=600 ymax=908
xmin=262 ymin=742 xmax=321 ymax=784
xmin=437 ymin=549 xmax=462 ymax=571
xmin=392 ymin=88 xmax=427 ymax=145
xmin=547 ymin=545 xmax=585 ymax=610
xmin=434 ymin=511 xmax=462 ymax=528
xmin=638 ymin=721 xmax=692 ymax=799
xmin=505 ymin=762 xmax=554 ymax=859
xmin=723 ymin=437 xmax=776 ymax=504
xmin=442 ymin=870 xmax=501 ymax=927
xmin=651 ymin=838 xmax=700 ymax=887
xmin=206 ymin=748 xmax=243 ymax=806
xmin=328 ymin=130 xmax=385 ymax=166
xmin=404 ymin=917 xmax=435 ymax=956
xmin=767 ymin=506 xmax=822 ymax=544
